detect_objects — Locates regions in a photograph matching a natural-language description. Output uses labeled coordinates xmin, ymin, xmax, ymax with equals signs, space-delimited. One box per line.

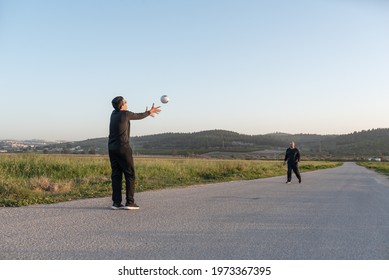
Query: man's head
xmin=112 ymin=96 xmax=127 ymax=111
xmin=290 ymin=142 xmax=295 ymax=148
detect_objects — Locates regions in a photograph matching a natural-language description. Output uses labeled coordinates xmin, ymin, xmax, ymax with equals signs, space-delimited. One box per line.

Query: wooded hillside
xmin=44 ymin=128 xmax=389 ymax=160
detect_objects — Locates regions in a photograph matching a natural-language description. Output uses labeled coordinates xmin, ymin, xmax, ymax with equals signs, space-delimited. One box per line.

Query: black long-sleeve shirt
xmin=108 ymin=110 xmax=150 ymax=151
xmin=284 ymin=147 xmax=300 ymax=164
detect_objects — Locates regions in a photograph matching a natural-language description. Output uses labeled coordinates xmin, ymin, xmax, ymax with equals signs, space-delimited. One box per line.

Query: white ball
xmin=160 ymin=95 xmax=169 ymax=104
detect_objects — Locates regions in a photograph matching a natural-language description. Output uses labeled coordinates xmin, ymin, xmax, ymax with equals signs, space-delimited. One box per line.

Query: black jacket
xmin=108 ymin=110 xmax=150 ymax=151
xmin=284 ymin=147 xmax=300 ymax=164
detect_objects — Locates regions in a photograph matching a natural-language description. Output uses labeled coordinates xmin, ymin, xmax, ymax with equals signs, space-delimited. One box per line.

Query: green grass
xmin=357 ymin=161 xmax=389 ymax=176
xmin=0 ymin=154 xmax=342 ymax=207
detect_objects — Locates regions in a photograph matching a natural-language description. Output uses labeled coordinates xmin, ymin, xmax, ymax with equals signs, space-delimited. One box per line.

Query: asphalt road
xmin=1 ymin=162 xmax=388 ymax=260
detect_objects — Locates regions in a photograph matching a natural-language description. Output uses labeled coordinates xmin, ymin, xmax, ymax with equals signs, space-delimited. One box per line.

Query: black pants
xmin=109 ymin=148 xmax=136 ymax=204
xmin=287 ymin=163 xmax=301 ymax=182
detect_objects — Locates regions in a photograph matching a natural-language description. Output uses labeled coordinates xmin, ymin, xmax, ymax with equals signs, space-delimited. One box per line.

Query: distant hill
xmin=42 ymin=128 xmax=389 ymax=160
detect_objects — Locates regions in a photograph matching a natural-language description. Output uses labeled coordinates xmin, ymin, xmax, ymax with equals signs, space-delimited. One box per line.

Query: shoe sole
xmin=111 ymin=205 xmax=140 ymax=210
xmin=123 ymin=206 xmax=140 ymax=210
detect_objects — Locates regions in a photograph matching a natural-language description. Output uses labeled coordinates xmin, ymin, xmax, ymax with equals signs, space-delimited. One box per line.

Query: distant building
xmin=368 ymin=157 xmax=382 ymax=162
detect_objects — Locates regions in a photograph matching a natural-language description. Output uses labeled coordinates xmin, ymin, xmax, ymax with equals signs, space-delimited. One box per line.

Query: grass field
xmin=357 ymin=162 xmax=389 ymax=176
xmin=0 ymin=154 xmax=342 ymax=207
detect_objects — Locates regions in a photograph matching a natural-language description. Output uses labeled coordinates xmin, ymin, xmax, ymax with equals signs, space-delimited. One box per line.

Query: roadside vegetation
xmin=357 ymin=162 xmax=389 ymax=176
xmin=0 ymin=154 xmax=342 ymax=207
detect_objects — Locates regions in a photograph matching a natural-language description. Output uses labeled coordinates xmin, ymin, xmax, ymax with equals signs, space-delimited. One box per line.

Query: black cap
xmin=112 ymin=96 xmax=124 ymax=111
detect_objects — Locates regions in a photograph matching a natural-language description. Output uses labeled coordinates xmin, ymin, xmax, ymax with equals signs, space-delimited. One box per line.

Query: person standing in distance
xmin=109 ymin=96 xmax=161 ymax=210
xmin=284 ymin=141 xmax=302 ymax=184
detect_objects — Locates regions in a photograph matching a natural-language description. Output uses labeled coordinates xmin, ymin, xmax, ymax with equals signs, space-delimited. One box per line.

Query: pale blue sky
xmin=1 ymin=0 xmax=388 ymax=141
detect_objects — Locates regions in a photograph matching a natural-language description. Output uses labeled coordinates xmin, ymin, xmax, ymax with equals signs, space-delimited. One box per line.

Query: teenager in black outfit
xmin=284 ymin=142 xmax=302 ymax=184
xmin=109 ymin=96 xmax=161 ymax=210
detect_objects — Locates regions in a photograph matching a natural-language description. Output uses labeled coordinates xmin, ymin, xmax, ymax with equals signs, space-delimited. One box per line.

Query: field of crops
xmin=0 ymin=154 xmax=342 ymax=207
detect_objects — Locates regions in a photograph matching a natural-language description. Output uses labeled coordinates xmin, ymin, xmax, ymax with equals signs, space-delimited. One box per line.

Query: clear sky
xmin=1 ymin=0 xmax=388 ymax=141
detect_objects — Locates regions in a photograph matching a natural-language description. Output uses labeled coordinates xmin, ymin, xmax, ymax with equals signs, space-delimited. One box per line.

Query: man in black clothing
xmin=109 ymin=96 xmax=161 ymax=210
xmin=284 ymin=142 xmax=302 ymax=184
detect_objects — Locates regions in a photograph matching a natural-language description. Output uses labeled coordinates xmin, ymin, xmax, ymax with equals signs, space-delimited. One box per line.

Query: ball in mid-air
xmin=160 ymin=95 xmax=169 ymax=104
